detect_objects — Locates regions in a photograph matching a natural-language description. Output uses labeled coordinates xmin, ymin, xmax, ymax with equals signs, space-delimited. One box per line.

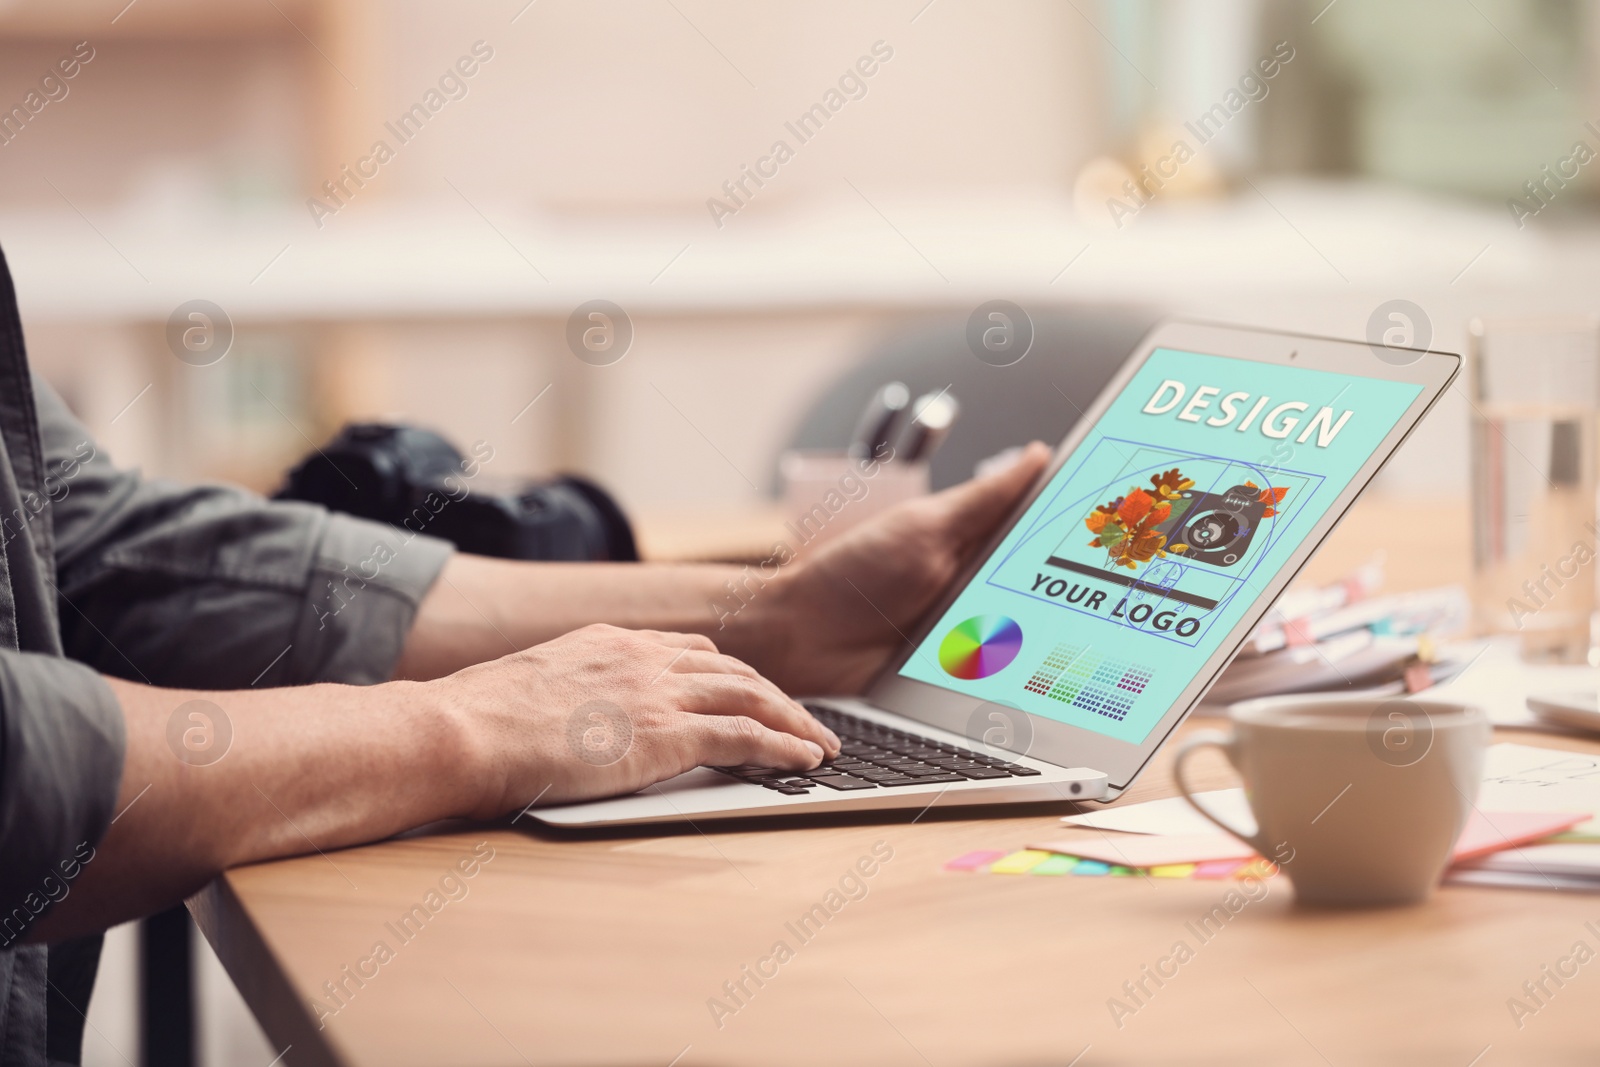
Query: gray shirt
xmin=0 ymin=246 xmax=454 ymax=1065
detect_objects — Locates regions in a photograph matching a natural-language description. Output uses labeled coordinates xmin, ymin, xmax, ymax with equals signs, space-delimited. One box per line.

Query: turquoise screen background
xmin=899 ymin=348 xmax=1423 ymax=744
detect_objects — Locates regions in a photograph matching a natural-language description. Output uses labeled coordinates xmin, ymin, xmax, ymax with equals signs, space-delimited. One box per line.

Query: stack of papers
xmin=1451 ymin=845 xmax=1600 ymax=891
xmin=1446 ymin=742 xmax=1600 ymax=889
xmin=1204 ymin=568 xmax=1472 ymax=707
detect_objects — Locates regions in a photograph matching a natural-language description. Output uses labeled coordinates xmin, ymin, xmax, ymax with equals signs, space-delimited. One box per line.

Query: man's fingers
xmin=931 ymin=440 xmax=1051 ymax=551
xmin=672 ymin=674 xmax=840 ymax=756
xmin=660 ymin=651 xmax=840 ymax=749
xmin=683 ymin=713 xmax=825 ymax=771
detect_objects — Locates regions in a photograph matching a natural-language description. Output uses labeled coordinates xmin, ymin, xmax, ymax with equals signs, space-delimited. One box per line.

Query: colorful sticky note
xmin=1108 ymin=866 xmax=1138 ymax=877
xmin=1193 ymin=859 xmax=1248 ymax=880
xmin=945 ymin=849 xmax=1006 ymax=872
xmin=1072 ymin=860 xmax=1111 ymax=876
xmin=989 ymin=850 xmax=1052 ymax=875
xmin=1235 ymin=860 xmax=1278 ymax=880
xmin=1030 ymin=854 xmax=1080 ymax=876
xmin=1149 ymin=864 xmax=1197 ymax=879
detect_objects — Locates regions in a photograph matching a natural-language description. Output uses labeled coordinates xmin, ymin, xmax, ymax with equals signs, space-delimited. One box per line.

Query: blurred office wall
xmin=0 ymin=0 xmax=1109 ymax=509
xmin=3 ymin=0 xmax=1597 ymax=514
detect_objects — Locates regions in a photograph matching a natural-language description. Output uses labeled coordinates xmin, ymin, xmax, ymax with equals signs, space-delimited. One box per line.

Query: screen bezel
xmin=862 ymin=319 xmax=1461 ymax=791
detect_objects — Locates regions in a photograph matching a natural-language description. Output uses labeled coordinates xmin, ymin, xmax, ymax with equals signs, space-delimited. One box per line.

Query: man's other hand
xmin=764 ymin=441 xmax=1051 ymax=695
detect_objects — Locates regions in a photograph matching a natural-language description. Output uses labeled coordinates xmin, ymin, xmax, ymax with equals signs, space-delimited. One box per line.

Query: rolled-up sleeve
xmin=0 ymin=653 xmax=121 ymax=946
xmin=38 ymin=378 xmax=455 ymax=689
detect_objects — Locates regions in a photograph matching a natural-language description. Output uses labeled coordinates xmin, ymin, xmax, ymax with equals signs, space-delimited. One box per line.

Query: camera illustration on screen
xmin=1082 ymin=466 xmax=1289 ymax=573
xmin=1156 ymin=484 xmax=1267 ymax=568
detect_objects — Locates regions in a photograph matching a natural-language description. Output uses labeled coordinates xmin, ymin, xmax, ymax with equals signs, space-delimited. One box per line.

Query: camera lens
xmin=1186 ymin=510 xmax=1240 ymax=549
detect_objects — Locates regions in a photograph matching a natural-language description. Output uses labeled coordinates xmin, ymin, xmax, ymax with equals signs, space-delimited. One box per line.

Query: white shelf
xmin=2 ymin=180 xmax=1581 ymax=324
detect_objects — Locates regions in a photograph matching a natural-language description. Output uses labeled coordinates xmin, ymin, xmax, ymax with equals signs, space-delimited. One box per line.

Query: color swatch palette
xmin=1021 ymin=642 xmax=1152 ymax=722
xmin=945 ymin=848 xmax=1279 ymax=881
xmin=938 ymin=615 xmax=1024 ymax=679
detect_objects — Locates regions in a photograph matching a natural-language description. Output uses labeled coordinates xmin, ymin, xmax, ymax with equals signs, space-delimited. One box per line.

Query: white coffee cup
xmin=1173 ymin=696 xmax=1490 ymax=906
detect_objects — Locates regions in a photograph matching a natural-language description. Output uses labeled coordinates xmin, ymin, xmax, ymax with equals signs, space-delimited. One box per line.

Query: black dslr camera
xmin=275 ymin=424 xmax=637 ymax=562
xmin=1160 ymin=484 xmax=1265 ymax=568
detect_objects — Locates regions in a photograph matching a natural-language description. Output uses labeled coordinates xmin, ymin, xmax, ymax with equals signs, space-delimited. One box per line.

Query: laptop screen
xmin=897 ymin=347 xmax=1424 ymax=745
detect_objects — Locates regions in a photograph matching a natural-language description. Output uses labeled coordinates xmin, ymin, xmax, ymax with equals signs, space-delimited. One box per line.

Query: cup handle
xmin=1172 ymin=729 xmax=1268 ymax=856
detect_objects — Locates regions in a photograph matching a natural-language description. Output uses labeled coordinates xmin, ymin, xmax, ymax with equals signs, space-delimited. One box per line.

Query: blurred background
xmin=4 ymin=0 xmax=1599 ymax=1062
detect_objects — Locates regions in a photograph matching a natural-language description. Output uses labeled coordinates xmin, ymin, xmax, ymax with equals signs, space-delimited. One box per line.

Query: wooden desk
xmin=192 ymin=722 xmax=1600 ymax=1067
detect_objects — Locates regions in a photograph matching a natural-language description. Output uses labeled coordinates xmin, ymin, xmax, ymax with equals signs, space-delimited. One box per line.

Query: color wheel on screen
xmin=938 ymin=615 xmax=1024 ymax=680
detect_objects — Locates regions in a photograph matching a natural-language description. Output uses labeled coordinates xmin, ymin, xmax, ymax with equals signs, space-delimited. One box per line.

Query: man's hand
xmin=762 ymin=442 xmax=1051 ymax=695
xmin=437 ymin=624 xmax=842 ymax=813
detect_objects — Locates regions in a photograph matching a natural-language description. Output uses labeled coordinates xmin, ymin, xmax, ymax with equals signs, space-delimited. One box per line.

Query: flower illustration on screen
xmin=1085 ymin=468 xmax=1289 ymax=572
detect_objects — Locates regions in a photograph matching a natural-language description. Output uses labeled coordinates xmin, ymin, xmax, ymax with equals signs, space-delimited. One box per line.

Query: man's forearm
xmin=30 ymin=674 xmax=477 ymax=942
xmin=32 ymin=616 xmax=836 ymax=942
xmin=393 ymin=553 xmax=789 ymax=683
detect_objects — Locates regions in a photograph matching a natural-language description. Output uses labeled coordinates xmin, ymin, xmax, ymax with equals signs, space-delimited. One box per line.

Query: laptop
xmin=534 ymin=320 xmax=1460 ymax=828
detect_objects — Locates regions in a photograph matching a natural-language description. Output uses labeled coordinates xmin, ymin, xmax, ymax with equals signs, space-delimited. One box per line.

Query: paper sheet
xmin=1479 ymin=742 xmax=1600 ymax=836
xmin=1028 ymin=832 xmax=1256 ymax=867
xmin=1062 ymin=789 xmax=1254 ymax=836
xmin=1459 ymin=842 xmax=1600 ymax=877
xmin=1063 ymin=743 xmax=1600 ymax=837
xmin=1426 ymin=638 xmax=1599 ymax=728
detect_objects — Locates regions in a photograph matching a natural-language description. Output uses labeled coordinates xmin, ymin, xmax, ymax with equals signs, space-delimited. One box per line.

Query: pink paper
xmin=1193 ymin=859 xmax=1248 ymax=880
xmin=1452 ymin=810 xmax=1587 ymax=862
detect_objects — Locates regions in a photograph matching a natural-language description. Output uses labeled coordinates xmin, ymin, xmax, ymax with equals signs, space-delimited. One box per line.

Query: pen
xmin=897 ymin=390 xmax=960 ymax=464
xmin=847 ymin=381 xmax=911 ymax=459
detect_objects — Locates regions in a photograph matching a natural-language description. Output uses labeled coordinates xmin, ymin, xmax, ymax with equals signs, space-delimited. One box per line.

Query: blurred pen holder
xmin=778 ymin=450 xmax=929 ymax=548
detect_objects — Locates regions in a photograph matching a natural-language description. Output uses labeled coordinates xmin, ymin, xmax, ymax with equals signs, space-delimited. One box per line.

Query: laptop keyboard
xmin=712 ymin=704 xmax=1042 ymax=796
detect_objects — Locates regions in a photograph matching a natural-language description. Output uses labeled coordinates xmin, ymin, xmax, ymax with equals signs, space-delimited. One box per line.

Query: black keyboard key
xmin=873 ymin=777 xmax=922 ymax=787
xmin=887 ymin=763 xmax=940 ymax=776
xmin=954 ymin=767 xmax=1012 ymax=780
xmin=810 ymin=776 xmax=877 ymax=791
xmin=1006 ymin=766 xmax=1043 ymax=776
